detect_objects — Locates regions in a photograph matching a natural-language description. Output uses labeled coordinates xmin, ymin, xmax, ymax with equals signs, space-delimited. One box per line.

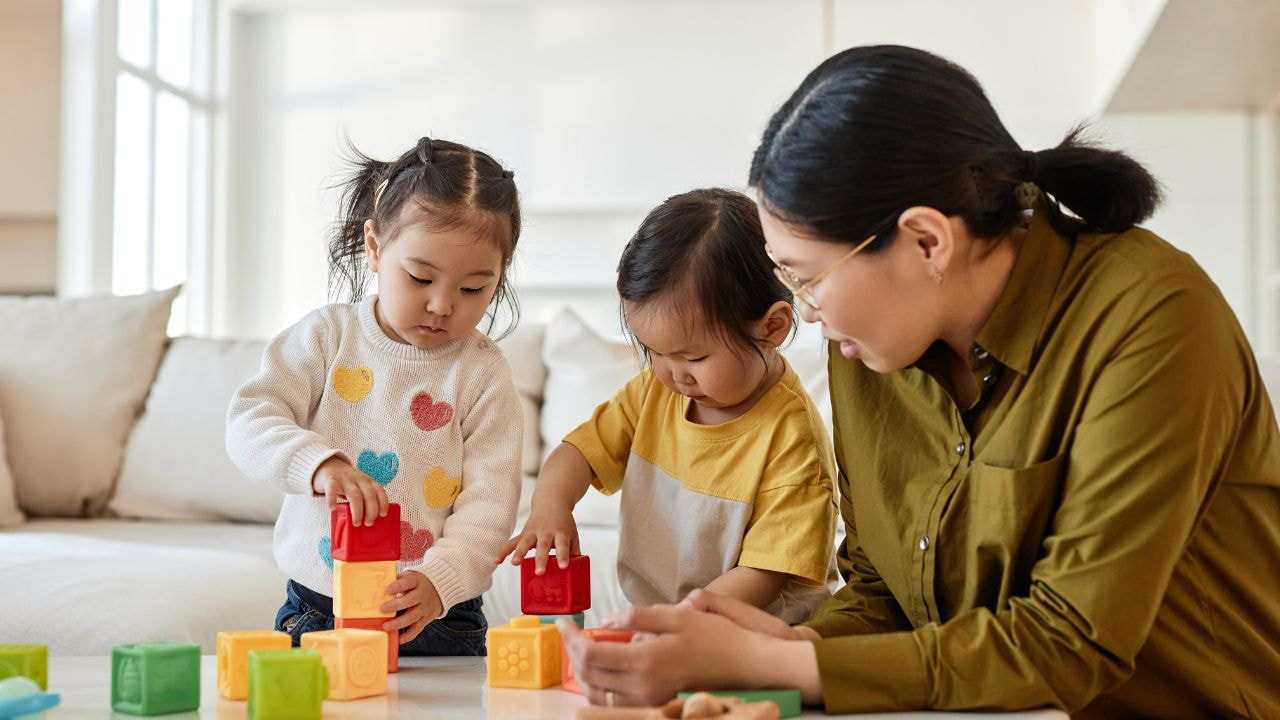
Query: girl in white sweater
xmin=227 ymin=136 xmax=524 ymax=655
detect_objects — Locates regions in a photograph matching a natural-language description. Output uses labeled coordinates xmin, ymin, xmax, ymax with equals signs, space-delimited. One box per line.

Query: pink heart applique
xmin=401 ymin=521 xmax=434 ymax=563
xmin=410 ymin=392 xmax=453 ymax=432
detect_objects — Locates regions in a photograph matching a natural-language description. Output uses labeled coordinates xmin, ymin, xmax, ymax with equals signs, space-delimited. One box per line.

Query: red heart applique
xmin=410 ymin=392 xmax=453 ymax=432
xmin=401 ymin=521 xmax=434 ymax=563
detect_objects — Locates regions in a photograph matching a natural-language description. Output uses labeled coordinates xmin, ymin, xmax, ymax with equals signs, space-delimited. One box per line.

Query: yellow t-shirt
xmin=564 ymin=358 xmax=838 ymax=622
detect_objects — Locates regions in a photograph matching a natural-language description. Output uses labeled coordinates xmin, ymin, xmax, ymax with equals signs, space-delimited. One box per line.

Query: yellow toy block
xmin=216 ymin=631 xmax=291 ymax=700
xmin=332 ymin=560 xmax=396 ymax=619
xmin=486 ymin=616 xmax=561 ymax=689
xmin=299 ymin=629 xmax=388 ymax=700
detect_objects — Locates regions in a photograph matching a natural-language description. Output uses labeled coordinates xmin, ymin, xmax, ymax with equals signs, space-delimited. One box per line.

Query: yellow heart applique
xmin=332 ymin=366 xmax=374 ymax=403
xmin=423 ymin=467 xmax=462 ymax=509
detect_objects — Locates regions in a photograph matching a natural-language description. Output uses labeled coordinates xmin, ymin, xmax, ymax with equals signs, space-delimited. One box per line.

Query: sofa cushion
xmin=540 ymin=309 xmax=639 ymax=527
xmin=0 ymin=288 xmax=178 ymax=517
xmin=0 ymin=407 xmax=23 ymax=527
xmin=495 ymin=323 xmax=546 ymax=477
xmin=109 ymin=337 xmax=284 ymax=523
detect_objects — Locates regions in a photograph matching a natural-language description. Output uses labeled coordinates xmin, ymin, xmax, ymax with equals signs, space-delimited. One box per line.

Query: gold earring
xmin=931 ymin=267 xmax=944 ymax=285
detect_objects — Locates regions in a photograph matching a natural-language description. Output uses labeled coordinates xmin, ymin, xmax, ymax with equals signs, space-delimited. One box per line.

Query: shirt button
xmin=972 ymin=346 xmax=989 ymax=360
xmin=918 ymin=536 xmax=930 ymax=551
xmin=983 ymin=373 xmax=996 ymax=384
xmin=955 ymin=442 xmax=966 ymax=456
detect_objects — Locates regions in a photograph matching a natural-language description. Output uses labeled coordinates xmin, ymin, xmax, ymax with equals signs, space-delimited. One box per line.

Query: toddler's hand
xmin=380 ymin=571 xmax=442 ymax=644
xmin=495 ymin=508 xmax=579 ymax=575
xmin=312 ymin=456 xmax=388 ymax=526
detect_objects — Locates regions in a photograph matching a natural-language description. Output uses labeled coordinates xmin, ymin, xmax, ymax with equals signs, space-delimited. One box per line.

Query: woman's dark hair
xmin=617 ymin=188 xmax=794 ymax=360
xmin=749 ymin=45 xmax=1163 ymax=249
xmin=328 ymin=136 xmax=521 ymax=338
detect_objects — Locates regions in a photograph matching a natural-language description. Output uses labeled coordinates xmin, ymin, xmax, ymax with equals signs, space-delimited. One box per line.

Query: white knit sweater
xmin=226 ymin=295 xmax=523 ymax=616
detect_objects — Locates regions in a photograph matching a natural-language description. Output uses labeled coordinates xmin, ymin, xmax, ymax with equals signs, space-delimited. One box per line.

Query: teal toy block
xmin=247 ymin=649 xmax=328 ymax=720
xmin=677 ymin=689 xmax=802 ymax=718
xmin=0 ymin=645 xmax=47 ymax=690
xmin=111 ymin=642 xmax=200 ymax=716
xmin=538 ymin=612 xmax=585 ymax=628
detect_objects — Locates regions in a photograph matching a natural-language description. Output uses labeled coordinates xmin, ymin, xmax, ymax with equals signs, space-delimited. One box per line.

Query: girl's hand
xmin=312 ymin=456 xmax=389 ymax=527
xmin=495 ymin=507 xmax=580 ymax=575
xmin=380 ymin=571 xmax=443 ymax=644
xmin=679 ymin=588 xmax=820 ymax=641
xmin=557 ymin=604 xmax=790 ymax=708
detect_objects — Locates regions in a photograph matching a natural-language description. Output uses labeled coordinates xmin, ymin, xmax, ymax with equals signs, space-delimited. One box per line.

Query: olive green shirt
xmin=805 ymin=209 xmax=1280 ymax=718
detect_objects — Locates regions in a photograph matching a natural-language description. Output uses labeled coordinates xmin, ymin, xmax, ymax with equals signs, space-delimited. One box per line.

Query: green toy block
xmin=539 ymin=612 xmax=585 ymax=628
xmin=247 ymin=649 xmax=328 ymax=720
xmin=111 ymin=642 xmax=200 ymax=716
xmin=0 ymin=645 xmax=47 ymax=690
xmin=677 ymin=689 xmax=802 ymax=718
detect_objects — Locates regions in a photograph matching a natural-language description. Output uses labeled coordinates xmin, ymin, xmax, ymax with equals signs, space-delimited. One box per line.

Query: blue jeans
xmin=274 ymin=579 xmax=488 ymax=656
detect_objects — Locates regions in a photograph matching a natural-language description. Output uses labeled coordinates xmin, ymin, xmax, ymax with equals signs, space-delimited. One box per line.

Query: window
xmin=111 ymin=0 xmax=213 ymax=335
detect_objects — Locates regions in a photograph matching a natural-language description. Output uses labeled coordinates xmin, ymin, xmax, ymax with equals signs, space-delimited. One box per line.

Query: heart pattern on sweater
xmin=410 ymin=392 xmax=453 ymax=432
xmin=332 ymin=366 xmax=374 ymax=403
xmin=422 ymin=467 xmax=462 ymax=509
xmin=400 ymin=521 xmax=434 ymax=563
xmin=357 ymin=449 xmax=400 ymax=487
xmin=318 ymin=537 xmax=334 ymax=569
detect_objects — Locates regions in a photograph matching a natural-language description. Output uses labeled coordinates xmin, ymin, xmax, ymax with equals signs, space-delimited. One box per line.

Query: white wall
xmin=217 ymin=0 xmax=1262 ymax=348
xmin=1095 ymin=112 xmax=1260 ymax=336
xmin=0 ymin=7 xmax=61 ymax=294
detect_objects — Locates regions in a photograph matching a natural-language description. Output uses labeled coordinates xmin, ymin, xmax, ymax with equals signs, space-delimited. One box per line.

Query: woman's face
xmin=758 ymin=206 xmax=942 ymax=373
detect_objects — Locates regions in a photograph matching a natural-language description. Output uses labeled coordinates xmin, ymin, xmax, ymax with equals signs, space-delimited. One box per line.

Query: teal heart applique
xmin=357 ymin=449 xmax=399 ymax=487
xmin=317 ymin=537 xmax=333 ymax=569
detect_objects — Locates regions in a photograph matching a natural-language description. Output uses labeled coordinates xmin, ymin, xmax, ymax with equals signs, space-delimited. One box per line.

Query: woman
xmin=559 ymin=45 xmax=1280 ymax=718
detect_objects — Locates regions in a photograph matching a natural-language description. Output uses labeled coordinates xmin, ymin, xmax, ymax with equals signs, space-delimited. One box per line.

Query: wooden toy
xmin=577 ymin=692 xmax=779 ymax=719
xmin=676 ymin=689 xmax=801 ymax=718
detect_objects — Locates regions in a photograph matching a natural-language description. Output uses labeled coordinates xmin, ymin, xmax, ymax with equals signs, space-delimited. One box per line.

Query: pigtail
xmin=328 ymin=139 xmax=391 ymax=302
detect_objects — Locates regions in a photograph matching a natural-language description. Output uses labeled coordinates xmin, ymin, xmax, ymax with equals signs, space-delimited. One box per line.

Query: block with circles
xmin=486 ymin=616 xmax=561 ymax=689
xmin=299 ymin=628 xmax=388 ymax=700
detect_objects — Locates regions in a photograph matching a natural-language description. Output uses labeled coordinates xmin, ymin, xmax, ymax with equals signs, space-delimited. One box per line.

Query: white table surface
xmin=43 ymin=656 xmax=1068 ymax=719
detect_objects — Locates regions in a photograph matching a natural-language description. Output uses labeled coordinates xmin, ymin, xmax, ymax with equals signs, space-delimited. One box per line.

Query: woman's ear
xmin=898 ymin=206 xmax=955 ymax=279
xmin=758 ymin=300 xmax=795 ymax=349
xmin=363 ymin=219 xmax=381 ymax=273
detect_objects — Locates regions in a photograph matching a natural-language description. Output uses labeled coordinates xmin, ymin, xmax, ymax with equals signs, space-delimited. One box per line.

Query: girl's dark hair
xmin=328 ymin=136 xmax=521 ymax=337
xmin=749 ymin=45 xmax=1163 ymax=249
xmin=617 ymin=188 xmax=794 ymax=360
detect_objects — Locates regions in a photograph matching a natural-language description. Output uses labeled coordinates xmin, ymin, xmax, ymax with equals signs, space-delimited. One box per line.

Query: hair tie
xmin=417 ymin=137 xmax=434 ymax=164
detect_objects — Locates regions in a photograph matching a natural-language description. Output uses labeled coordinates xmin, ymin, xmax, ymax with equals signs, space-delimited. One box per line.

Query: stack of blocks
xmin=487 ymin=552 xmax=592 ymax=689
xmin=110 ymin=642 xmax=201 ymax=715
xmin=331 ymin=502 xmax=401 ymax=673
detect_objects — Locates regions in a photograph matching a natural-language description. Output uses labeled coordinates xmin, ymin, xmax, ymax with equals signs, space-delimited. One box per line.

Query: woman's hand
xmin=311 ymin=456 xmax=388 ymax=526
xmin=380 ymin=571 xmax=442 ymax=644
xmin=495 ymin=506 xmax=580 ymax=575
xmin=680 ymin=588 xmax=821 ymax=641
xmin=558 ymin=603 xmax=818 ymax=708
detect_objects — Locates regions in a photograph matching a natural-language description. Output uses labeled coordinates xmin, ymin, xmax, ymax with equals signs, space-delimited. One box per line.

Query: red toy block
xmin=335 ymin=617 xmax=399 ymax=673
xmin=331 ymin=503 xmax=401 ymax=562
xmin=562 ymin=628 xmax=634 ymax=695
xmin=520 ymin=553 xmax=590 ymax=615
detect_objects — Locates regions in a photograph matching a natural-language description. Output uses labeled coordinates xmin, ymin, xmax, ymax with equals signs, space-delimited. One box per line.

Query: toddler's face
xmin=366 ymin=221 xmax=503 ymax=351
xmin=624 ymin=300 xmax=773 ymax=417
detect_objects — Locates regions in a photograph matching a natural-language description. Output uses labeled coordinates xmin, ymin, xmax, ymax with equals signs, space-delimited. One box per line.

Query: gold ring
xmin=605 ymin=690 xmax=616 ymax=707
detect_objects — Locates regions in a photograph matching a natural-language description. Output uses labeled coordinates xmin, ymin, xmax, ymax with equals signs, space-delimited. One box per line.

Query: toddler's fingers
xmin=554 ymin=533 xmax=571 ymax=569
xmin=495 ymin=536 xmax=520 ymax=564
xmin=570 ymin=532 xmax=582 ymax=558
xmin=376 ymin=485 xmax=390 ymax=518
xmin=510 ymin=534 xmax=537 ymax=566
xmin=357 ymin=480 xmax=382 ymax=527
xmin=347 ymin=485 xmax=365 ymax=526
xmin=398 ymin=617 xmax=428 ymax=645
xmin=534 ymin=535 xmax=553 ymax=576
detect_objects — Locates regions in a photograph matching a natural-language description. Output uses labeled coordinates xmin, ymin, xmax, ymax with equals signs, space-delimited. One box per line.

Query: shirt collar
xmin=972 ymin=208 xmax=1071 ymax=376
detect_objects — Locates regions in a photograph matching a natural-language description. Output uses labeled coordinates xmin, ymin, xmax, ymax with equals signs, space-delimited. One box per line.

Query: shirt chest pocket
xmin=966 ymin=453 xmax=1066 ymax=513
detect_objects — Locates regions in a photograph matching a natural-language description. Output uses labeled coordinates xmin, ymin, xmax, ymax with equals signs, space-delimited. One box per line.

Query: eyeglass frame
xmin=766 ymin=232 xmax=878 ymax=311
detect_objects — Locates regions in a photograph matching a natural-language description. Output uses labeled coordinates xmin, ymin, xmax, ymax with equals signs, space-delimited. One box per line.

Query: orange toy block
xmin=486 ymin=616 xmax=561 ymax=689
xmin=562 ymin=628 xmax=635 ymax=695
xmin=216 ymin=631 xmax=291 ymax=700
xmin=299 ymin=629 xmax=388 ymax=700
xmin=336 ymin=617 xmax=398 ymax=673
xmin=332 ymin=559 xmax=396 ymax=619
